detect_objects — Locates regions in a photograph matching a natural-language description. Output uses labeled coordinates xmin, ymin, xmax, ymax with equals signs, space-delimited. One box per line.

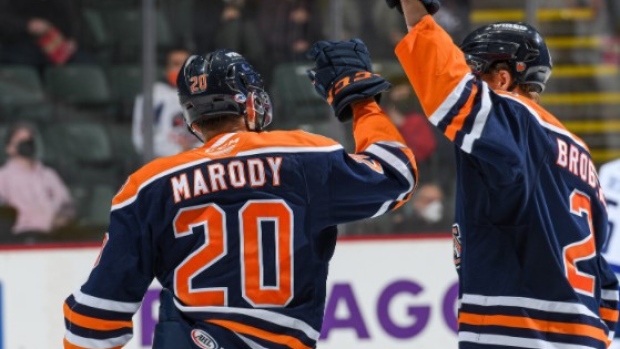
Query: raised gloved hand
xmin=385 ymin=0 xmax=441 ymax=15
xmin=306 ymin=38 xmax=390 ymax=122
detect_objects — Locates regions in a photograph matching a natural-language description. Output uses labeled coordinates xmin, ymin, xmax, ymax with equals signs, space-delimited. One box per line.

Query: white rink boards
xmin=0 ymin=235 xmax=458 ymax=349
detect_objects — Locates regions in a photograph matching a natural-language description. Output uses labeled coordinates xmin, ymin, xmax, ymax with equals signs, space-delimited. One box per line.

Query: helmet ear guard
xmin=244 ymin=88 xmax=273 ymax=132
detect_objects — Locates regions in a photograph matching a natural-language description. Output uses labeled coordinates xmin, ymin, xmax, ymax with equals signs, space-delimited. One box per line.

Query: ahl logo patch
xmin=191 ymin=329 xmax=219 ymax=349
xmin=452 ymin=224 xmax=462 ymax=269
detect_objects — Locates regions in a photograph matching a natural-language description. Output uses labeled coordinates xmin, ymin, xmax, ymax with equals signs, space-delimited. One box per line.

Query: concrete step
xmin=470 ymin=7 xmax=595 ymax=24
xmin=471 ymin=0 xmax=590 ymax=10
xmin=543 ymin=103 xmax=620 ymax=120
xmin=470 ymin=8 xmax=599 ymax=36
xmin=545 ymin=65 xmax=620 ymax=93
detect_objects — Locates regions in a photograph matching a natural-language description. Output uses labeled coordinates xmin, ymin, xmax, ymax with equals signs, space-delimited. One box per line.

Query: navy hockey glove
xmin=307 ymin=39 xmax=390 ymax=122
xmin=385 ymin=0 xmax=441 ymax=15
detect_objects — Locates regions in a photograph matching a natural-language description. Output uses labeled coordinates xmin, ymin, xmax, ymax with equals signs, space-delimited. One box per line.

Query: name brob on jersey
xmin=63 ymin=101 xmax=417 ymax=349
xmin=396 ymin=15 xmax=618 ymax=349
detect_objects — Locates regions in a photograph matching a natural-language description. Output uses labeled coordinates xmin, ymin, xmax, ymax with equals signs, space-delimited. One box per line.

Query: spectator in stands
xmin=391 ymin=183 xmax=451 ymax=234
xmin=0 ymin=123 xmax=74 ymax=241
xmin=192 ymin=0 xmax=264 ymax=72
xmin=0 ymin=0 xmax=93 ymax=71
xmin=255 ymin=0 xmax=323 ymax=78
xmin=132 ymin=47 xmax=199 ymax=158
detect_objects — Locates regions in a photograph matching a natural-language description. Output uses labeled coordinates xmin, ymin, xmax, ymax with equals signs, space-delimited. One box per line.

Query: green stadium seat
xmin=106 ymin=123 xmax=141 ymax=179
xmin=82 ymin=9 xmax=110 ymax=48
xmin=0 ymin=66 xmax=53 ymax=121
xmin=270 ymin=63 xmax=332 ymax=128
xmin=0 ymin=65 xmax=44 ymax=103
xmin=372 ymin=60 xmax=406 ymax=81
xmin=106 ymin=66 xmax=142 ymax=100
xmin=101 ymin=9 xmax=174 ymax=62
xmin=42 ymin=122 xmax=120 ymax=185
xmin=76 ymin=184 xmax=115 ymax=228
xmin=79 ymin=0 xmax=139 ymax=10
xmin=106 ymin=65 xmax=143 ymax=118
xmin=44 ymin=65 xmax=111 ymax=106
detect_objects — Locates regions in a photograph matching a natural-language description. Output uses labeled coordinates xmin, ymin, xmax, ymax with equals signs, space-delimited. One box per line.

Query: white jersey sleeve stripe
xmin=236 ymin=334 xmax=270 ymax=349
xmin=371 ymin=200 xmax=393 ymax=218
xmin=429 ymin=73 xmax=475 ymax=125
xmin=365 ymin=144 xmax=415 ymax=197
xmin=73 ymin=290 xmax=142 ymax=313
xmin=459 ymin=331 xmax=598 ymax=349
xmin=461 ymin=294 xmax=599 ymax=319
xmin=460 ymin=82 xmax=493 ymax=154
xmin=65 ymin=332 xmax=133 ymax=349
xmin=601 ymin=289 xmax=619 ymax=302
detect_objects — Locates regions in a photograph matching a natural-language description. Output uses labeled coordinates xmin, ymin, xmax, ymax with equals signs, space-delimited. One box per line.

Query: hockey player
xmin=384 ymin=0 xmax=619 ymax=348
xmin=63 ymin=45 xmax=417 ymax=348
xmin=600 ymin=158 xmax=620 ymax=349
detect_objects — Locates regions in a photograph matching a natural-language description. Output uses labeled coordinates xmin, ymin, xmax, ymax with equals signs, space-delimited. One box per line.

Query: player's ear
xmin=495 ymin=70 xmax=513 ymax=91
xmin=482 ymin=69 xmax=512 ymax=92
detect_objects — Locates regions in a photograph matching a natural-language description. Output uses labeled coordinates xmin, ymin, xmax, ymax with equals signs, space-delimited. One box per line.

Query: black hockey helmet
xmin=177 ymin=50 xmax=272 ymax=139
xmin=460 ymin=22 xmax=552 ymax=93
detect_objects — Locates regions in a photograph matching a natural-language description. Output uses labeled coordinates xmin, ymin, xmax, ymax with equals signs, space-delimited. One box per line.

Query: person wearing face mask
xmin=391 ymin=182 xmax=450 ymax=233
xmin=0 ymin=123 xmax=74 ymax=241
xmin=132 ymin=47 xmax=200 ymax=159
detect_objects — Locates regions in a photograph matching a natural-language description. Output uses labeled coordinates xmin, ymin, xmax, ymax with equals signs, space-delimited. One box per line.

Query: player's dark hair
xmin=194 ymin=114 xmax=244 ymax=134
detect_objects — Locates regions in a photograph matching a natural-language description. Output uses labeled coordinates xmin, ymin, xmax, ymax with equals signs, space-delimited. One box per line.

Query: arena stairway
xmin=470 ymin=0 xmax=620 ymax=165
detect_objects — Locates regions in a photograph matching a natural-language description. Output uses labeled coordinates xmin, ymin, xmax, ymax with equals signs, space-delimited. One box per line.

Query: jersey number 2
xmin=563 ymin=190 xmax=596 ymax=297
xmin=173 ymin=200 xmax=293 ymax=307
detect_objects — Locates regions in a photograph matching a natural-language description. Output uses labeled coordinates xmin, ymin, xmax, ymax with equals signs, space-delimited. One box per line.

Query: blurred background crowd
xmin=0 ymin=0 xmax=618 ymax=244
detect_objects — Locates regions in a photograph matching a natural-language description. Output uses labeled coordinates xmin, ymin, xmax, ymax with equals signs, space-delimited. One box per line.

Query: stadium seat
xmin=0 ymin=65 xmax=53 ymax=121
xmin=106 ymin=65 xmax=142 ymax=100
xmin=76 ymin=184 xmax=115 ymax=228
xmin=372 ymin=60 xmax=406 ymax=81
xmin=44 ymin=65 xmax=111 ymax=106
xmin=270 ymin=63 xmax=332 ymax=129
xmin=106 ymin=122 xmax=141 ymax=178
xmin=81 ymin=9 xmax=111 ymax=49
xmin=106 ymin=65 xmax=143 ymax=119
xmin=42 ymin=122 xmax=120 ymax=185
xmin=79 ymin=0 xmax=139 ymax=10
xmin=101 ymin=9 xmax=174 ymax=62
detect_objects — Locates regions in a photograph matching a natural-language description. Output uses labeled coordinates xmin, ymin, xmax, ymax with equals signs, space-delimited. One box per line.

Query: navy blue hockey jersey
xmin=63 ymin=101 xmax=417 ymax=349
xmin=396 ymin=16 xmax=619 ymax=349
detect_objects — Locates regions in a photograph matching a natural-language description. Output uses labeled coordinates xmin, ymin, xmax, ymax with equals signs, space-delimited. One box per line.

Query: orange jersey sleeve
xmin=395 ymin=15 xmax=472 ymax=125
xmin=351 ymin=99 xmax=407 ymax=152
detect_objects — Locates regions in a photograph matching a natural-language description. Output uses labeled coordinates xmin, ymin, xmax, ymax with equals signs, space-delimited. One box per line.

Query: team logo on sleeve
xmin=348 ymin=154 xmax=384 ymax=174
xmin=93 ymin=233 xmax=109 ymax=267
xmin=191 ymin=329 xmax=219 ymax=349
xmin=452 ymin=224 xmax=462 ymax=269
